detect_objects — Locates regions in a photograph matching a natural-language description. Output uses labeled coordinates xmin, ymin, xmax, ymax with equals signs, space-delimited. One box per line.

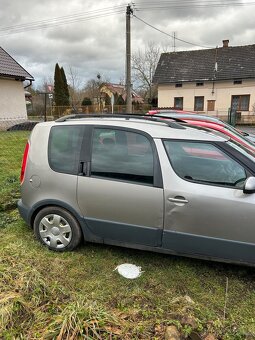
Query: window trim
xmin=88 ymin=125 xmax=163 ymax=188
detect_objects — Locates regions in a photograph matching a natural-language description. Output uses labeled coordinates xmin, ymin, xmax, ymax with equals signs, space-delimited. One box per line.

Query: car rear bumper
xmin=17 ymin=199 xmax=31 ymax=226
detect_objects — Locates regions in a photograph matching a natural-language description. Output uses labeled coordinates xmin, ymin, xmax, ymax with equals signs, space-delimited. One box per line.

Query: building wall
xmin=158 ymin=79 xmax=255 ymax=116
xmin=0 ymin=78 xmax=27 ymax=120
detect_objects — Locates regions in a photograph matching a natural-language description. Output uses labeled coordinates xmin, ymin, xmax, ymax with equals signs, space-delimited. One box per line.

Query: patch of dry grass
xmin=0 ymin=131 xmax=255 ymax=339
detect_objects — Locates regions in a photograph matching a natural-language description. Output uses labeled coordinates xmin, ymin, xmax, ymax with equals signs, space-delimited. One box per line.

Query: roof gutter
xmin=24 ymin=79 xmax=33 ymax=89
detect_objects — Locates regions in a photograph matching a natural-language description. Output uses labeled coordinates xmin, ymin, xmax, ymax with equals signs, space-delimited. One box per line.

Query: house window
xmin=233 ymin=80 xmax=242 ymax=85
xmin=231 ymin=95 xmax=250 ymax=111
xmin=174 ymin=97 xmax=183 ymax=109
xmin=196 ymin=82 xmax=204 ymax=86
xmin=194 ymin=96 xmax=204 ymax=111
xmin=175 ymin=83 xmax=182 ymax=88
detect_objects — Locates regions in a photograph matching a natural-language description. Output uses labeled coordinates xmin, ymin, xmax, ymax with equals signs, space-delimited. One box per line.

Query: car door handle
xmin=168 ymin=197 xmax=189 ymax=204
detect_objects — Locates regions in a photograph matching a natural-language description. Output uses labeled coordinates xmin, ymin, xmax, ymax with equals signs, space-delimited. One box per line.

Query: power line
xmin=0 ymin=6 xmax=124 ymax=36
xmin=135 ymin=0 xmax=255 ymax=10
xmin=136 ymin=0 xmax=254 ymax=2
xmin=133 ymin=14 xmax=214 ymax=49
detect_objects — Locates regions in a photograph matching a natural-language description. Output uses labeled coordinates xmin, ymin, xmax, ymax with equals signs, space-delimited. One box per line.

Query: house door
xmin=207 ymin=100 xmax=215 ymax=111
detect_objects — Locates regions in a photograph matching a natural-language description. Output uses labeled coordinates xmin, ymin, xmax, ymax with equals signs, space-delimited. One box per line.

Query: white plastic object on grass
xmin=114 ymin=263 xmax=143 ymax=279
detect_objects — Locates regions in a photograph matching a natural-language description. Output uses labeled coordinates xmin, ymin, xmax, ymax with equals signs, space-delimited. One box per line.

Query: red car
xmin=148 ymin=111 xmax=255 ymax=153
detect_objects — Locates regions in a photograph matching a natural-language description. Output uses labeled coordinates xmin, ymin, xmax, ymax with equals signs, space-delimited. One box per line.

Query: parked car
xmin=148 ymin=112 xmax=255 ymax=153
xmin=18 ymin=114 xmax=255 ymax=266
xmin=148 ymin=110 xmax=255 ymax=143
xmin=7 ymin=121 xmax=39 ymax=131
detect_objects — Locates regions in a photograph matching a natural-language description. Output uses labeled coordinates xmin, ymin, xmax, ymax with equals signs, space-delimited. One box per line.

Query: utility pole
xmin=126 ymin=4 xmax=133 ymax=113
xmin=39 ymin=92 xmax=51 ymax=122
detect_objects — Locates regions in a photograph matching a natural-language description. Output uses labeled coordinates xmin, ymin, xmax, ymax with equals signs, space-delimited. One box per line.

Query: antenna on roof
xmin=212 ymin=46 xmax=218 ymax=95
xmin=173 ymin=32 xmax=177 ymax=52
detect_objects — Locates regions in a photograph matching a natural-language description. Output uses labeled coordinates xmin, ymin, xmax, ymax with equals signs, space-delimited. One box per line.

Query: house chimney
xmin=222 ymin=39 xmax=229 ymax=48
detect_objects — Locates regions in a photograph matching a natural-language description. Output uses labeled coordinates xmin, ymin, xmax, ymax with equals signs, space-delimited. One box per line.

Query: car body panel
xmin=20 ymin=125 xmax=82 ymax=224
xmin=18 ymin=116 xmax=255 ymax=266
xmin=156 ymin=139 xmax=255 ymax=243
xmin=77 ymin=177 xmax=164 ymax=246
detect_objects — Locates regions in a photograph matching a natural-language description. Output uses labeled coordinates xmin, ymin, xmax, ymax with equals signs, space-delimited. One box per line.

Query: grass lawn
xmin=0 ymin=131 xmax=255 ymax=339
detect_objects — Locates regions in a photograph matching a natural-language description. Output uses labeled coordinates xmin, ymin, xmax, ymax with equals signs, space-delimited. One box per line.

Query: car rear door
xmin=77 ymin=126 xmax=164 ymax=246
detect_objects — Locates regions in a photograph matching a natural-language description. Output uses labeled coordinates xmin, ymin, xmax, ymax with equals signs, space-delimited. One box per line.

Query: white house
xmin=0 ymin=46 xmax=34 ymax=122
xmin=153 ymin=41 xmax=255 ymax=121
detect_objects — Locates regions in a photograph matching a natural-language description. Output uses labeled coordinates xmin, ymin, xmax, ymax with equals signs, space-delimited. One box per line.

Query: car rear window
xmin=48 ymin=125 xmax=84 ymax=174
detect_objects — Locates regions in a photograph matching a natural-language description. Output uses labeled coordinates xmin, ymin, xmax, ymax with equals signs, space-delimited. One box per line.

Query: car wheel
xmin=34 ymin=206 xmax=82 ymax=251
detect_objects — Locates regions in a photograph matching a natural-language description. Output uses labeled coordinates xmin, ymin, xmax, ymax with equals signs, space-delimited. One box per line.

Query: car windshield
xmin=227 ymin=140 xmax=255 ymax=162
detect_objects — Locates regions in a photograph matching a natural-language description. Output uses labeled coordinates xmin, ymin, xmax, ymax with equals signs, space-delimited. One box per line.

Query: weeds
xmin=0 ymin=131 xmax=255 ymax=339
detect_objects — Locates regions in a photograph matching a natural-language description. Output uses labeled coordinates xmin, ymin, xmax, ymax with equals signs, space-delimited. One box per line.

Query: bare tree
xmin=36 ymin=77 xmax=54 ymax=92
xmin=68 ymin=66 xmax=84 ymax=109
xmin=83 ymin=73 xmax=110 ymax=105
xmin=132 ymin=42 xmax=161 ymax=103
xmin=83 ymin=79 xmax=102 ymax=105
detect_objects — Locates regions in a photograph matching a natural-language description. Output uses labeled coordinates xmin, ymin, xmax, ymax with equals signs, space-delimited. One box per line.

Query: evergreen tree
xmin=82 ymin=97 xmax=92 ymax=106
xmin=60 ymin=67 xmax=70 ymax=106
xmin=54 ymin=63 xmax=64 ymax=106
xmin=54 ymin=63 xmax=70 ymax=106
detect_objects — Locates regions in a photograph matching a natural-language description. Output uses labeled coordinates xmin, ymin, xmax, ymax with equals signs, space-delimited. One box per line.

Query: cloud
xmin=0 ymin=0 xmax=254 ymax=88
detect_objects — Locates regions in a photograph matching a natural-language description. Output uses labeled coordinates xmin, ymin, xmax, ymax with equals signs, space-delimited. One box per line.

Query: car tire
xmin=34 ymin=206 xmax=82 ymax=251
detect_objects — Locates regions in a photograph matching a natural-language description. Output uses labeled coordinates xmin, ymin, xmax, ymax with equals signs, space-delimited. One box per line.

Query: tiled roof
xmin=153 ymin=44 xmax=255 ymax=84
xmin=0 ymin=46 xmax=34 ymax=80
xmin=100 ymin=83 xmax=144 ymax=103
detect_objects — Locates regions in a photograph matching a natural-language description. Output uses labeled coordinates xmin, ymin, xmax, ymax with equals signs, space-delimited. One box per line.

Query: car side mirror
xmin=243 ymin=177 xmax=255 ymax=194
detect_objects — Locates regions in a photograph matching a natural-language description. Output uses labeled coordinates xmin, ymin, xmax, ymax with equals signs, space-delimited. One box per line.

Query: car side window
xmin=48 ymin=126 xmax=84 ymax=174
xmin=91 ymin=128 xmax=154 ymax=185
xmin=164 ymin=140 xmax=247 ymax=188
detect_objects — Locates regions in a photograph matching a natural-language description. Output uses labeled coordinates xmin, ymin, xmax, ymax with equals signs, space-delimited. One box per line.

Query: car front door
xmin=77 ymin=127 xmax=164 ymax=247
xmin=159 ymin=139 xmax=255 ymax=264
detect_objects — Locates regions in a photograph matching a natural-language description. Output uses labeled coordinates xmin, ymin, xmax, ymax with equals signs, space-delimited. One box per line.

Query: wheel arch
xmin=29 ymin=199 xmax=103 ymax=244
xmin=30 ymin=200 xmax=83 ymax=230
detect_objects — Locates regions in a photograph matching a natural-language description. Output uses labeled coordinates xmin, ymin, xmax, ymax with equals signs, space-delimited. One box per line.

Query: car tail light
xmin=20 ymin=142 xmax=30 ymax=184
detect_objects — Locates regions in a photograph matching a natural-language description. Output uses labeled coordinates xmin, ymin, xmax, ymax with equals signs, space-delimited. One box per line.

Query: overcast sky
xmin=1 ymin=0 xmax=255 ymax=89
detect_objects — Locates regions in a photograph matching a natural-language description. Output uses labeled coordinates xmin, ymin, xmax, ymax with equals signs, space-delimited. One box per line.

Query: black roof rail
xmin=55 ymin=113 xmax=186 ymax=129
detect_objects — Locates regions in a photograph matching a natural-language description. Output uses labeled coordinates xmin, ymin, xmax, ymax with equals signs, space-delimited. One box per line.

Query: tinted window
xmin=164 ymin=140 xmax=247 ymax=188
xmin=49 ymin=126 xmax=84 ymax=174
xmin=91 ymin=128 xmax=154 ymax=185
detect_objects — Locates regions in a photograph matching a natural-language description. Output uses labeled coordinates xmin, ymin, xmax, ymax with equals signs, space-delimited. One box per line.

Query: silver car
xmin=18 ymin=115 xmax=255 ymax=266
